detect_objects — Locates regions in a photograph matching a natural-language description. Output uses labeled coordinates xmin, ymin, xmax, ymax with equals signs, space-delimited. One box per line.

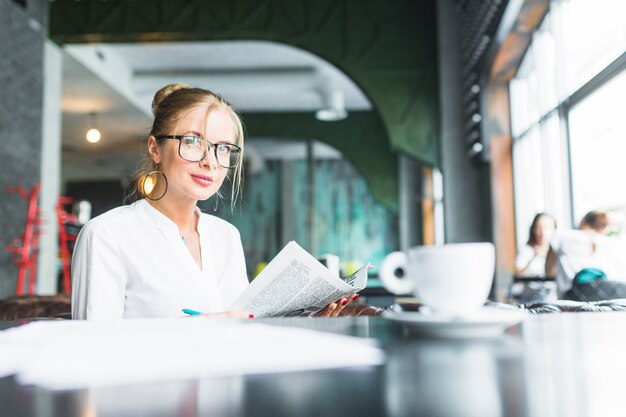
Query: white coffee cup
xmin=379 ymin=243 xmax=495 ymax=315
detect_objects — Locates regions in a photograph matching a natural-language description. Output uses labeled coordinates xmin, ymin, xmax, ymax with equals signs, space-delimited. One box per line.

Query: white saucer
xmin=383 ymin=307 xmax=526 ymax=338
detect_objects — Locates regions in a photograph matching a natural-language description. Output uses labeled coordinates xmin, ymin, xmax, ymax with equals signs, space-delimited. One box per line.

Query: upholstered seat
xmin=0 ymin=295 xmax=71 ymax=321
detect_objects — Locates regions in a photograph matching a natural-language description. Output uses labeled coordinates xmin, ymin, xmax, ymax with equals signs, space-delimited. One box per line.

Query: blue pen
xmin=182 ymin=308 xmax=202 ymax=316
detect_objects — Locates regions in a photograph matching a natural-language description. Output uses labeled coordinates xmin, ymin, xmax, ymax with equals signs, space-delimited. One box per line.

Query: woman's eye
xmin=216 ymin=144 xmax=231 ymax=154
xmin=183 ymin=136 xmax=202 ymax=147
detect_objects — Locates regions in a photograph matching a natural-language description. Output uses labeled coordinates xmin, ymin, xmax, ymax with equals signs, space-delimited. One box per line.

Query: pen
xmin=182 ymin=308 xmax=202 ymax=316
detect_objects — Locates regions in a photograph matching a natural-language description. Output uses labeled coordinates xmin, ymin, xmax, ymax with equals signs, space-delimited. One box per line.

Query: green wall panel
xmin=199 ymin=160 xmax=281 ymax=276
xmin=241 ymin=111 xmax=397 ymax=210
xmin=309 ymin=159 xmax=398 ymax=274
xmin=209 ymin=157 xmax=397 ymax=277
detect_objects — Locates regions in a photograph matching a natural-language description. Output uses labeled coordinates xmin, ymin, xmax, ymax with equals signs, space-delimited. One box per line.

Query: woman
xmin=72 ymin=84 xmax=355 ymax=319
xmin=515 ymin=213 xmax=556 ymax=277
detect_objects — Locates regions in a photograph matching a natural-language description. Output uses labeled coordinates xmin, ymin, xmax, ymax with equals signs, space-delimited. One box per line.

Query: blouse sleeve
xmin=215 ymin=225 xmax=249 ymax=308
xmin=71 ymin=221 xmax=127 ymax=320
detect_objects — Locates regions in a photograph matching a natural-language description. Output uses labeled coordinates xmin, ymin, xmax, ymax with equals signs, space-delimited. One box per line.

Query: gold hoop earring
xmin=141 ymin=167 xmax=168 ymax=201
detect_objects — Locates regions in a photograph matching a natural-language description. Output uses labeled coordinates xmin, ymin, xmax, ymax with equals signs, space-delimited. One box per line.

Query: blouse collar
xmin=136 ymin=199 xmax=204 ymax=236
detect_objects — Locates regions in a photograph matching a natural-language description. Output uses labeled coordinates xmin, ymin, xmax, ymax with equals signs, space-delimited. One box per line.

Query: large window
xmin=509 ymin=0 xmax=626 ymax=249
xmin=569 ymin=70 xmax=626 ymax=222
xmin=555 ymin=0 xmax=626 ymax=96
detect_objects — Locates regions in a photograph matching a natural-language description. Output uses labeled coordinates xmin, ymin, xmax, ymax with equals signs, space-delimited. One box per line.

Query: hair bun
xmin=151 ymin=83 xmax=191 ymax=116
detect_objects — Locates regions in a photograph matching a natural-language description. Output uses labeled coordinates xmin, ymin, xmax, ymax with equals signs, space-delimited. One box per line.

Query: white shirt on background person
xmin=550 ymin=229 xmax=626 ymax=296
xmin=515 ymin=244 xmax=548 ymax=277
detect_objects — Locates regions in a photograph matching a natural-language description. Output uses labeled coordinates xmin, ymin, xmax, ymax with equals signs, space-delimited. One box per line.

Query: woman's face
xmin=534 ymin=216 xmax=556 ymax=245
xmin=149 ymin=105 xmax=237 ymax=203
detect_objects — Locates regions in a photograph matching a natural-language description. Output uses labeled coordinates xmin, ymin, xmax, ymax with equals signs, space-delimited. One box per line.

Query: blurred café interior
xmin=1 ymin=0 xmax=625 ymax=304
xmin=2 ymin=0 xmax=626 ymax=416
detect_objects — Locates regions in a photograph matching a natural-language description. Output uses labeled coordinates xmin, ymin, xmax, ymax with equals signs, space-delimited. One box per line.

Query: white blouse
xmin=515 ymin=244 xmax=547 ymax=277
xmin=71 ymin=199 xmax=249 ymax=319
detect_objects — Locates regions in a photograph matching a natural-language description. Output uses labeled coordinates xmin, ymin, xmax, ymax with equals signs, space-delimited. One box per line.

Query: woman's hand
xmin=314 ymin=294 xmax=360 ymax=317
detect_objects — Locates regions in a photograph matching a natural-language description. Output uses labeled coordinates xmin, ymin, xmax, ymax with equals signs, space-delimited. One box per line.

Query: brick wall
xmin=0 ymin=0 xmax=47 ymax=298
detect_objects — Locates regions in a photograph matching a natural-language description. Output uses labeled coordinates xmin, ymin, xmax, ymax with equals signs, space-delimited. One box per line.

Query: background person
xmin=546 ymin=210 xmax=626 ymax=297
xmin=515 ymin=212 xmax=557 ymax=277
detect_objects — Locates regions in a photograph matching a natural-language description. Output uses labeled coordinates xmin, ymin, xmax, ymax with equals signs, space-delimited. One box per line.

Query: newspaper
xmin=228 ymin=241 xmax=371 ymax=317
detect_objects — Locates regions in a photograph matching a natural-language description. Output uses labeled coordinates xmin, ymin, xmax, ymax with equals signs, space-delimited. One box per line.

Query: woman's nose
xmin=201 ymin=147 xmax=218 ymax=168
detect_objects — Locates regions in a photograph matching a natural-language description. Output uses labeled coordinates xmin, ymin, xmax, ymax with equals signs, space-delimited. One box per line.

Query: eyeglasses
xmin=155 ymin=135 xmax=241 ymax=169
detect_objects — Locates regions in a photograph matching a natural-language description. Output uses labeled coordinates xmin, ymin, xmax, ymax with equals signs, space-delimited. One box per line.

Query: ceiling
xmin=60 ymin=40 xmax=372 ymax=182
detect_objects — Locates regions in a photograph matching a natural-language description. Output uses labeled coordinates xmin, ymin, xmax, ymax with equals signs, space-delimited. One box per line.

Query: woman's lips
xmin=191 ymin=174 xmax=214 ymax=186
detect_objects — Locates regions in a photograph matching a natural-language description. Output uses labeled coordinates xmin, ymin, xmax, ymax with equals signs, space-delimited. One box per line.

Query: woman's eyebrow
xmin=183 ymin=130 xmax=203 ymax=137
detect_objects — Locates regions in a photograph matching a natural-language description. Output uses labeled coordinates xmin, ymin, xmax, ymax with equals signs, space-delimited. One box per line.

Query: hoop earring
xmin=142 ymin=168 xmax=168 ymax=201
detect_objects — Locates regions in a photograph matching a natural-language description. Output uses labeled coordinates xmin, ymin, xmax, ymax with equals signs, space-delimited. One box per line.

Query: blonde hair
xmin=126 ymin=83 xmax=245 ymax=208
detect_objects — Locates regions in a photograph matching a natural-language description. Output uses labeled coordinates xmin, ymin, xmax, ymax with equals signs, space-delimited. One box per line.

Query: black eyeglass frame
xmin=155 ymin=135 xmax=241 ymax=169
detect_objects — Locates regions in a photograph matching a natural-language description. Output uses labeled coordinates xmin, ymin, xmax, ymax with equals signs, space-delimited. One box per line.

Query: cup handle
xmin=379 ymin=252 xmax=414 ymax=295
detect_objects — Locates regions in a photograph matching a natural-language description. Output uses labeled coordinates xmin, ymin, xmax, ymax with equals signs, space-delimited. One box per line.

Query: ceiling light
xmin=85 ymin=128 xmax=101 ymax=143
xmin=316 ymin=89 xmax=347 ymax=122
xmin=316 ymin=107 xmax=348 ymax=122
xmin=85 ymin=112 xmax=101 ymax=143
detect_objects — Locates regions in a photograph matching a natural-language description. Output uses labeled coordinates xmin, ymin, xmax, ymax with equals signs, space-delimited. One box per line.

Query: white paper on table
xmin=0 ymin=319 xmax=384 ymax=390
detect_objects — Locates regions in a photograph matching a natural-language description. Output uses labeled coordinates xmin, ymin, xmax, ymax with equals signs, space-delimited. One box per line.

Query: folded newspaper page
xmin=228 ymin=241 xmax=371 ymax=317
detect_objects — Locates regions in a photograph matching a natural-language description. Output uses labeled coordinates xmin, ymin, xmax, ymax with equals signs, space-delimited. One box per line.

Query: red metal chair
xmin=56 ymin=196 xmax=78 ymax=294
xmin=5 ymin=183 xmax=42 ymax=296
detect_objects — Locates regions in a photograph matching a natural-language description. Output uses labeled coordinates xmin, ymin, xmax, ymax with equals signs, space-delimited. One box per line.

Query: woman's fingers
xmin=315 ymin=303 xmax=338 ymax=317
xmin=333 ymin=294 xmax=360 ymax=316
xmin=314 ymin=293 xmax=361 ymax=317
xmin=331 ymin=298 xmax=349 ymax=317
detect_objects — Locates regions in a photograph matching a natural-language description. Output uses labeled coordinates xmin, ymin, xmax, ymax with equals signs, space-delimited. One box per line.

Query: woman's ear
xmin=147 ymin=136 xmax=160 ymax=164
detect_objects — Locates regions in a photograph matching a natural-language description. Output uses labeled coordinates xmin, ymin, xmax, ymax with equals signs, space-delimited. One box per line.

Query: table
xmin=2 ymin=312 xmax=626 ymax=417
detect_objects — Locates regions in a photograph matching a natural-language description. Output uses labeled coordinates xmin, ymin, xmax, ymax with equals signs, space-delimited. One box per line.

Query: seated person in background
xmin=515 ymin=213 xmax=556 ymax=277
xmin=546 ymin=210 xmax=626 ymax=297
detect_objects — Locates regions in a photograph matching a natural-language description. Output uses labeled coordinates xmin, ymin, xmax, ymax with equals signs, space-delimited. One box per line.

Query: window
xmin=509 ymin=0 xmax=626 ymax=250
xmin=556 ymin=0 xmax=626 ymax=96
xmin=569 ymin=69 xmax=626 ymax=221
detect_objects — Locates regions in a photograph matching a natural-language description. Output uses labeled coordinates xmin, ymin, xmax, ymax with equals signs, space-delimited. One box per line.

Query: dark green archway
xmin=49 ymin=0 xmax=440 ymax=209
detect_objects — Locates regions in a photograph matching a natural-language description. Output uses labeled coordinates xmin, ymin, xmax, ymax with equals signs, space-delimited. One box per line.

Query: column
xmin=37 ymin=40 xmax=63 ymax=294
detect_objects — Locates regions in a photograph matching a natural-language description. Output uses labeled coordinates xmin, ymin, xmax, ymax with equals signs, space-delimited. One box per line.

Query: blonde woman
xmin=71 ymin=84 xmax=355 ymax=319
